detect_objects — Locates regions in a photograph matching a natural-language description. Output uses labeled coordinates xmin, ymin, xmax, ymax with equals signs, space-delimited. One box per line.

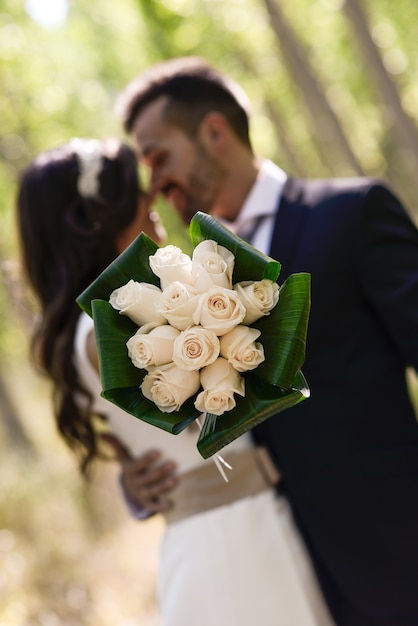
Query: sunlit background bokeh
xmin=1 ymin=0 xmax=418 ymax=624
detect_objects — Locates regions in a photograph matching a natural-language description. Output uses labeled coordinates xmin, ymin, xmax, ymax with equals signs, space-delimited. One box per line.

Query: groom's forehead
xmin=132 ymin=98 xmax=184 ymax=157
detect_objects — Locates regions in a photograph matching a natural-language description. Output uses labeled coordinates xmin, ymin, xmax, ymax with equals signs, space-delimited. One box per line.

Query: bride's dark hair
xmin=16 ymin=138 xmax=142 ymax=475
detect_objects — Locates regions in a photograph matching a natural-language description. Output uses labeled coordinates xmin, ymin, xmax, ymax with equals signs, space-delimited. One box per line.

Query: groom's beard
xmin=181 ymin=144 xmax=226 ymax=224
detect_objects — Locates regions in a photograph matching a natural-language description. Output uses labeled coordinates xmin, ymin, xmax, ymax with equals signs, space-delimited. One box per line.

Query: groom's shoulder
xmin=296 ymin=175 xmax=385 ymax=198
xmin=284 ymin=175 xmax=394 ymax=209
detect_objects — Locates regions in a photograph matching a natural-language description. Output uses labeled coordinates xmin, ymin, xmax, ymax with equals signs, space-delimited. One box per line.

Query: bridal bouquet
xmin=77 ymin=212 xmax=310 ymax=459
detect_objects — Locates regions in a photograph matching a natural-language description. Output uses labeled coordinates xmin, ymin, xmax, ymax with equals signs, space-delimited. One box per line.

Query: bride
xmin=16 ymin=137 xmax=334 ymax=626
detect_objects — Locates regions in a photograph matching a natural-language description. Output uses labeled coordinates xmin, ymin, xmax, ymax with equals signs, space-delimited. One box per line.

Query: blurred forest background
xmin=1 ymin=0 xmax=418 ymax=624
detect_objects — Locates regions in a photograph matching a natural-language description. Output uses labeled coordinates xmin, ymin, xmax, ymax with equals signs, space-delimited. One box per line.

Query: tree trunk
xmin=343 ymin=0 xmax=418 ymax=195
xmin=0 ymin=254 xmax=37 ymax=455
xmin=233 ymin=50 xmax=309 ymax=177
xmin=260 ymin=0 xmax=365 ymax=177
xmin=0 ymin=367 xmax=36 ymax=455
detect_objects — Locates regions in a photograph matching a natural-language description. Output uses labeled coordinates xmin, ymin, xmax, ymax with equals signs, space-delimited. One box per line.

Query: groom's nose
xmin=149 ymin=167 xmax=169 ymax=197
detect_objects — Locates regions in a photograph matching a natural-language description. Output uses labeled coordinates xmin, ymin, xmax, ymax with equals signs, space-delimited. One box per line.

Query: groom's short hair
xmin=118 ymin=57 xmax=253 ymax=149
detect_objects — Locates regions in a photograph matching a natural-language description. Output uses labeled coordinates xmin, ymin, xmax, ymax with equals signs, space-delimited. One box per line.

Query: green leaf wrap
xmin=76 ymin=212 xmax=311 ymax=457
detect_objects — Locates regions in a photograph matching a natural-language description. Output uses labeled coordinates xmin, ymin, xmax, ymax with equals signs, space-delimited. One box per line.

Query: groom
xmin=114 ymin=57 xmax=418 ymax=625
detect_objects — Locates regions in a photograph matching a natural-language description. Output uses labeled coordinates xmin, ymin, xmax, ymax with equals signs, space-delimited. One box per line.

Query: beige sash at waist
xmin=163 ymin=447 xmax=281 ymax=525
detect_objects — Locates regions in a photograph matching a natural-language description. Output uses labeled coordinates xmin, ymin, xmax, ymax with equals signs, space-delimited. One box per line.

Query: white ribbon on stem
xmin=196 ymin=414 xmax=232 ymax=482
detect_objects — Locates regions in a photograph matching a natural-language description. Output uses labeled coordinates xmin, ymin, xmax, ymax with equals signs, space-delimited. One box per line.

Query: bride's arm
xmin=86 ymin=328 xmax=178 ymax=517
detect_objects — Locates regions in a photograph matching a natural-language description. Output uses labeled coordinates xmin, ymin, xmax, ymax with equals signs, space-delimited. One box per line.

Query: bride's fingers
xmin=139 ymin=478 xmax=177 ymax=513
xmin=130 ymin=459 xmax=178 ymax=493
xmin=122 ymin=455 xmax=178 ymax=512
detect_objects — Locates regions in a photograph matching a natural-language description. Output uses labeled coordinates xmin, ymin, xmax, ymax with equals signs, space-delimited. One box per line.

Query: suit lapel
xmin=270 ymin=177 xmax=309 ymax=281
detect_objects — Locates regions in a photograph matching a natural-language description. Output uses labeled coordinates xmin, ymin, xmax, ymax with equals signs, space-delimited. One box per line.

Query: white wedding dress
xmin=74 ymin=312 xmax=335 ymax=626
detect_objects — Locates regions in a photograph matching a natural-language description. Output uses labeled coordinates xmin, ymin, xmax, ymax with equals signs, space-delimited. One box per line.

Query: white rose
xmin=193 ymin=286 xmax=246 ymax=336
xmin=142 ymin=363 xmax=200 ymax=413
xmin=149 ymin=245 xmax=193 ymax=290
xmin=234 ymin=279 xmax=279 ymax=325
xmin=191 ymin=240 xmax=235 ymax=292
xmin=159 ymin=281 xmax=200 ymax=330
xmin=127 ymin=325 xmax=180 ymax=370
xmin=172 ymin=326 xmax=220 ymax=371
xmin=109 ymin=280 xmax=166 ymax=326
xmin=194 ymin=357 xmax=245 ymax=416
xmin=219 ymin=325 xmax=265 ymax=372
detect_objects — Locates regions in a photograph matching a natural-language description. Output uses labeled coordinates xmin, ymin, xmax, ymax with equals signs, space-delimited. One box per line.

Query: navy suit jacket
xmin=252 ymin=177 xmax=418 ymax=625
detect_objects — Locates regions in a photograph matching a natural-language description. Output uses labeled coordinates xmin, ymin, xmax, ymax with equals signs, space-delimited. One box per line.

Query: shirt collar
xmin=221 ymin=159 xmax=287 ymax=233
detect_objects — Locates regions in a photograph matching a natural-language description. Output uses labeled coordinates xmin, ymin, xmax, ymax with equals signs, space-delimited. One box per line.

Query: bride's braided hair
xmin=16 ymin=138 xmax=142 ymax=475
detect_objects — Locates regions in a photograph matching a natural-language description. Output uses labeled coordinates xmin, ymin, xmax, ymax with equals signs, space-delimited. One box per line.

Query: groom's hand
xmin=101 ymin=433 xmax=178 ymax=516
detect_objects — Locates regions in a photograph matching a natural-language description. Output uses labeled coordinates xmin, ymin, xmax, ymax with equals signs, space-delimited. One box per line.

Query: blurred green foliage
xmin=1 ymin=0 xmax=418 ymax=622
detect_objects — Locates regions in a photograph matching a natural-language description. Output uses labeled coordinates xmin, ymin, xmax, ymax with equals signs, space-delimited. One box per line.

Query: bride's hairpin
xmin=71 ymin=138 xmax=103 ymax=198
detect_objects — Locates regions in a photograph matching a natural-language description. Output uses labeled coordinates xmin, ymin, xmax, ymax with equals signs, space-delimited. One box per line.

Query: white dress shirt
xmin=221 ymin=159 xmax=287 ymax=253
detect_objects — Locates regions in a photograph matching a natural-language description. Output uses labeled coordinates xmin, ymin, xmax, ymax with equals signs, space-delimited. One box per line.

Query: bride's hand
xmin=101 ymin=433 xmax=178 ymax=516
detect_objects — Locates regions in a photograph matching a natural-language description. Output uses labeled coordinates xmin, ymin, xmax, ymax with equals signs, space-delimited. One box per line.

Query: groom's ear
xmin=197 ymin=112 xmax=229 ymax=155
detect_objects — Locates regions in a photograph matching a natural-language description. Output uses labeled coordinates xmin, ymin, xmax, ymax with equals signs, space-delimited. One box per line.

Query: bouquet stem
xmin=196 ymin=415 xmax=232 ymax=482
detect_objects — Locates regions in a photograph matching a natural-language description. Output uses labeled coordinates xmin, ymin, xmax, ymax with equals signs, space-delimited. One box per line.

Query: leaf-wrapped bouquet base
xmin=77 ymin=212 xmax=311 ymax=459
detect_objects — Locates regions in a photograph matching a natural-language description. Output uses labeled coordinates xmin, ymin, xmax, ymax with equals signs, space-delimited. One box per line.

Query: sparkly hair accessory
xmin=71 ymin=138 xmax=103 ymax=198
